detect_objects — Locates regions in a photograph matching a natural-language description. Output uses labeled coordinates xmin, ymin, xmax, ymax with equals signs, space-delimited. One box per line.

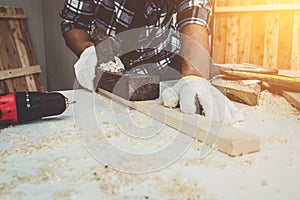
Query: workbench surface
xmin=1 ymin=89 xmax=300 ymax=200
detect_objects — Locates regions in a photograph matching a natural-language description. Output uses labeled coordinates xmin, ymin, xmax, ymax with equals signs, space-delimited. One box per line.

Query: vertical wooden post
xmin=225 ymin=0 xmax=239 ymax=63
xmin=237 ymin=0 xmax=251 ymax=63
xmin=212 ymin=0 xmax=228 ymax=63
xmin=291 ymin=0 xmax=300 ymax=70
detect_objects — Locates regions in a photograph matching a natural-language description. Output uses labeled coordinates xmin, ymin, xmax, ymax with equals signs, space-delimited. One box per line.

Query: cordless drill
xmin=0 ymin=92 xmax=71 ymax=126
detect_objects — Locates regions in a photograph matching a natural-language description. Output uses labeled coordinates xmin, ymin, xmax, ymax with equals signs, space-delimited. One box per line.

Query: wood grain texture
xmin=237 ymin=0 xmax=251 ymax=63
xmin=215 ymin=4 xmax=300 ymax=12
xmin=0 ymin=7 xmax=25 ymax=92
xmin=292 ymin=3 xmax=300 ymax=70
xmin=97 ymin=87 xmax=261 ymax=157
xmin=283 ymin=91 xmax=300 ymax=111
xmin=263 ymin=0 xmax=280 ymax=69
xmin=212 ymin=0 xmax=300 ymax=70
xmin=7 ymin=8 xmax=37 ymax=91
xmin=0 ymin=13 xmax=27 ymax=19
xmin=225 ymin=0 xmax=239 ymax=63
xmin=212 ymin=79 xmax=261 ymax=106
xmin=0 ymin=65 xmax=41 ymax=80
xmin=0 ymin=7 xmax=43 ymax=92
xmin=212 ymin=0 xmax=227 ymax=64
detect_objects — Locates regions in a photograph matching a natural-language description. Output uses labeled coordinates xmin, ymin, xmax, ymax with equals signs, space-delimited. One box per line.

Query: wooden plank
xmin=220 ymin=70 xmax=300 ymax=93
xmin=249 ymin=0 xmax=266 ymax=66
xmin=283 ymin=91 xmax=300 ymax=111
xmin=212 ymin=0 xmax=228 ymax=63
xmin=225 ymin=0 xmax=239 ymax=63
xmin=97 ymin=88 xmax=261 ymax=157
xmin=0 ymin=12 xmax=28 ymax=19
xmin=278 ymin=70 xmax=300 ymax=78
xmin=212 ymin=79 xmax=261 ymax=106
xmin=6 ymin=8 xmax=38 ymax=91
xmin=0 ymin=65 xmax=41 ymax=80
xmin=237 ymin=0 xmax=252 ymax=63
xmin=215 ymin=63 xmax=278 ymax=74
xmin=215 ymin=4 xmax=300 ymax=13
xmin=263 ymin=0 xmax=280 ymax=69
xmin=291 ymin=5 xmax=300 ymax=70
xmin=277 ymin=11 xmax=293 ymax=70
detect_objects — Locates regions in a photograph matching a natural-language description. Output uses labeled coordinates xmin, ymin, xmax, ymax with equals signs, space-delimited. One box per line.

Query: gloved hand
xmin=74 ymin=46 xmax=125 ymax=91
xmin=161 ymin=76 xmax=245 ymax=125
xmin=74 ymin=45 xmax=98 ymax=91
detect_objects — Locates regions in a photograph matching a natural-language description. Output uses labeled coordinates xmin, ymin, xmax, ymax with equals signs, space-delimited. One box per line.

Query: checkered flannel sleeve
xmin=60 ymin=0 xmax=96 ymax=35
xmin=176 ymin=0 xmax=212 ymax=32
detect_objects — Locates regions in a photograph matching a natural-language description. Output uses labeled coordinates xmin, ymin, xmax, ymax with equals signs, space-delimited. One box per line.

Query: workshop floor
xmin=0 ymin=90 xmax=299 ymax=200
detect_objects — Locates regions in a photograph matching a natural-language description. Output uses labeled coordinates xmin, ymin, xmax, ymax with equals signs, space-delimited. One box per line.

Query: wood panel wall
xmin=212 ymin=0 xmax=300 ymax=70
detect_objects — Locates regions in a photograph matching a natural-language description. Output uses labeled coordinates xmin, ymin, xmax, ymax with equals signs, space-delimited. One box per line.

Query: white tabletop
xmin=0 ymin=89 xmax=299 ymax=200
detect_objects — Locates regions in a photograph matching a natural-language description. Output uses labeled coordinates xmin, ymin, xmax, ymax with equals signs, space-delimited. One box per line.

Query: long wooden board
xmin=97 ymin=88 xmax=260 ymax=157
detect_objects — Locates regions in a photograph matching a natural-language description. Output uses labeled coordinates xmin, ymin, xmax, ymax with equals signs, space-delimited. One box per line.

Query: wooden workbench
xmin=0 ymin=89 xmax=299 ymax=199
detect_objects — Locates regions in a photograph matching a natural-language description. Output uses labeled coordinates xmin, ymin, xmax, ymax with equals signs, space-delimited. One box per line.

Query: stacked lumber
xmin=0 ymin=6 xmax=44 ymax=93
xmin=214 ymin=63 xmax=300 ymax=111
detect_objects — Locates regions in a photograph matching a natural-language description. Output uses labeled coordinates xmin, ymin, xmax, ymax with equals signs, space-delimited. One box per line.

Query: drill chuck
xmin=0 ymin=92 xmax=68 ymax=125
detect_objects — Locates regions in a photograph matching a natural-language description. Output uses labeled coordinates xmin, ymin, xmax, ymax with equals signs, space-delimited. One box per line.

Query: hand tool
xmin=0 ymin=92 xmax=75 ymax=126
xmin=92 ymin=28 xmax=160 ymax=101
xmin=95 ymin=68 xmax=160 ymax=101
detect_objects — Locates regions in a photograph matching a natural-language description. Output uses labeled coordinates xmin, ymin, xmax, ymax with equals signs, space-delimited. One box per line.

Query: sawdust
xmin=266 ymin=135 xmax=289 ymax=144
xmin=0 ymin=128 xmax=80 ymax=160
xmin=160 ymin=175 xmax=216 ymax=200
xmin=261 ymin=180 xmax=268 ymax=186
xmin=256 ymin=90 xmax=300 ymax=120
xmin=99 ymin=60 xmax=123 ymax=73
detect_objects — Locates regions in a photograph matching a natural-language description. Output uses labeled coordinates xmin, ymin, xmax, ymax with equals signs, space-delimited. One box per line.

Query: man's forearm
xmin=180 ymin=24 xmax=211 ymax=79
xmin=63 ymin=29 xmax=94 ymax=57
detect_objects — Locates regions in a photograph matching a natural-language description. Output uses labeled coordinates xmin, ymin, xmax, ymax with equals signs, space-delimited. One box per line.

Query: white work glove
xmin=74 ymin=46 xmax=97 ymax=91
xmin=162 ymin=76 xmax=245 ymax=125
xmin=74 ymin=46 xmax=125 ymax=91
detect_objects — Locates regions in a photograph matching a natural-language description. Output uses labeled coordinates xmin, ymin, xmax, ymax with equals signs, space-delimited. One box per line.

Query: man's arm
xmin=63 ymin=29 xmax=94 ymax=57
xmin=180 ymin=24 xmax=211 ymax=79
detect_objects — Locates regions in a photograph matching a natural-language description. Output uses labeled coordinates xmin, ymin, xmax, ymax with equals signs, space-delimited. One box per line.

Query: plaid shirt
xmin=60 ymin=0 xmax=211 ymax=75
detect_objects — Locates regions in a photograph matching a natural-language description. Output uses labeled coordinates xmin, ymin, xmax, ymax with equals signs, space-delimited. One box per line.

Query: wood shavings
xmin=256 ymin=90 xmax=300 ymax=120
xmin=0 ymin=127 xmax=80 ymax=161
xmin=266 ymin=135 xmax=289 ymax=144
xmin=180 ymin=149 xmax=229 ymax=169
xmin=88 ymin=165 xmax=159 ymax=199
xmin=0 ymin=176 xmax=31 ymax=196
xmin=99 ymin=60 xmax=123 ymax=73
xmin=261 ymin=180 xmax=267 ymax=186
xmin=160 ymin=175 xmax=216 ymax=200
xmin=53 ymin=190 xmax=77 ymax=200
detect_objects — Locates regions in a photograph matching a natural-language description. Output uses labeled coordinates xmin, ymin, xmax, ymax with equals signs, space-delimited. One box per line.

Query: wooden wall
xmin=212 ymin=0 xmax=300 ymax=70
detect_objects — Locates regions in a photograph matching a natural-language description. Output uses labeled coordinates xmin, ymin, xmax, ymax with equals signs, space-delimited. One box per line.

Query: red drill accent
xmin=0 ymin=93 xmax=18 ymax=124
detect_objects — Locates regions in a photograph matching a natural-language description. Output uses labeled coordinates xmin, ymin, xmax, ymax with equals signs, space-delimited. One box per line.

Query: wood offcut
xmin=212 ymin=79 xmax=261 ymax=106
